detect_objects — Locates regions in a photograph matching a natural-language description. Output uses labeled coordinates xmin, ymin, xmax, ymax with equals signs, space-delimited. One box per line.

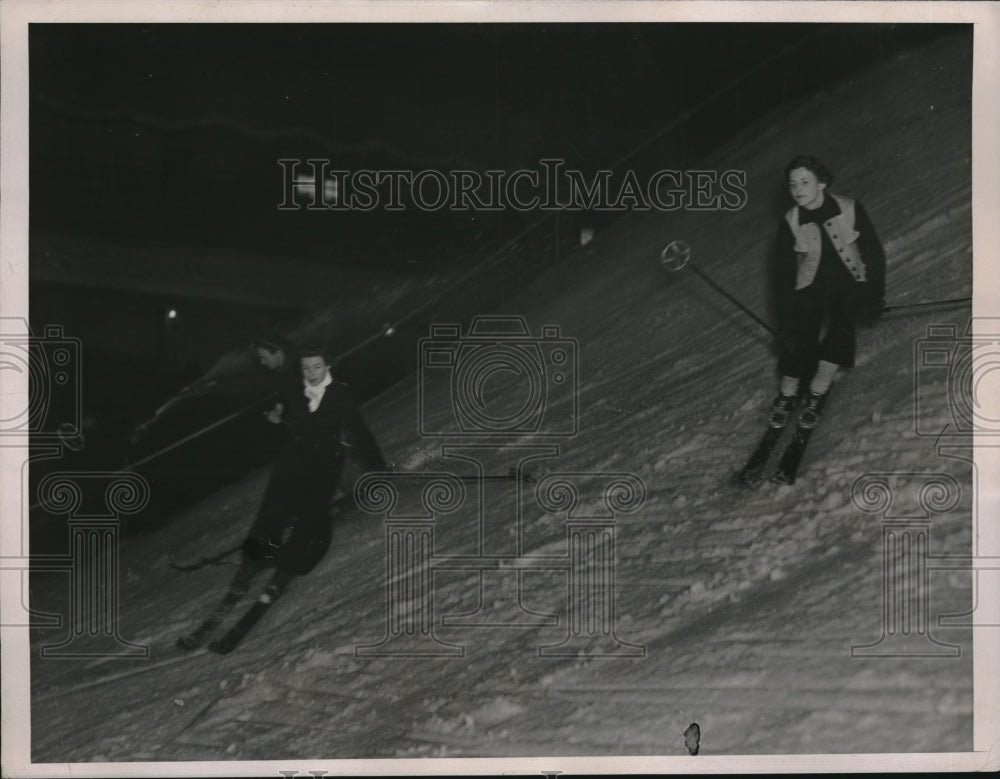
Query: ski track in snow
xmin=29 ymin=33 xmax=975 ymax=761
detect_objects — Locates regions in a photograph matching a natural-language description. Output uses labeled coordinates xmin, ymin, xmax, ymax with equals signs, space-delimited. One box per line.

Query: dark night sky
xmin=32 ymin=22 xmax=883 ymax=271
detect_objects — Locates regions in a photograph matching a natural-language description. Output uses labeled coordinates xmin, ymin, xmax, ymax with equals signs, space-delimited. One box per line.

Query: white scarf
xmin=304 ymin=371 xmax=332 ymax=412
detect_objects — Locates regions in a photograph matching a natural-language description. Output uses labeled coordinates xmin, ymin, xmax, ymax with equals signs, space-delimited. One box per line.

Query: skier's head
xmin=253 ymin=334 xmax=292 ymax=372
xmin=786 ymin=155 xmax=833 ymax=210
xmin=785 ymin=155 xmax=834 ymax=187
xmin=299 ymin=343 xmax=332 ymax=387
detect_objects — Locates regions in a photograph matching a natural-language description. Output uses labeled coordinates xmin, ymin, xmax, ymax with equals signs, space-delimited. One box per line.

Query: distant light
xmin=323 ymin=178 xmax=338 ymax=203
xmin=292 ymin=176 xmax=338 ymax=206
xmin=167 ymin=309 xmax=178 ymax=320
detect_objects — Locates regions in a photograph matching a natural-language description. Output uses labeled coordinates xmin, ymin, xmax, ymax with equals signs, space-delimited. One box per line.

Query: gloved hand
xmin=185 ymin=377 xmax=218 ymax=394
xmin=129 ymin=417 xmax=155 ymax=445
xmin=859 ymin=295 xmax=886 ymax=326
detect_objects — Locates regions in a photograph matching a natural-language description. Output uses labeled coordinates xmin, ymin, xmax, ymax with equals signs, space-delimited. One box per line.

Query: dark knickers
xmin=778 ymin=284 xmax=861 ymax=378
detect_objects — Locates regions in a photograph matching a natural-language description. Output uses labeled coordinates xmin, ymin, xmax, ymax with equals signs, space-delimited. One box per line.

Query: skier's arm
xmin=130 ymin=374 xmax=243 ymax=442
xmin=338 ymin=387 xmax=387 ymax=470
xmin=854 ymin=200 xmax=886 ymax=302
xmin=772 ymin=219 xmax=798 ymax=330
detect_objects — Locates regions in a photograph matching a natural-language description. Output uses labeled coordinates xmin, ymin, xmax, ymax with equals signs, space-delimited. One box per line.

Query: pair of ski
xmin=176 ymin=563 xmax=288 ymax=655
xmin=737 ymin=391 xmax=827 ymax=488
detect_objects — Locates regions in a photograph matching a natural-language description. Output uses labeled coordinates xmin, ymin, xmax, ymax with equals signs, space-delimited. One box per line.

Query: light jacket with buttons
xmin=773 ymin=193 xmax=886 ymax=321
xmin=785 ymin=194 xmax=868 ymax=289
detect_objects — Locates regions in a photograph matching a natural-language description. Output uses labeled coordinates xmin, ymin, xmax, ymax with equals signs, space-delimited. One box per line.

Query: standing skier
xmin=178 ymin=343 xmax=388 ymax=652
xmin=739 ymin=155 xmax=886 ymax=486
xmin=771 ymin=154 xmax=886 ymax=425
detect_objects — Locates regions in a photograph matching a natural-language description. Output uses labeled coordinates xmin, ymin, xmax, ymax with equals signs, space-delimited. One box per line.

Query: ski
xmin=207 ymin=598 xmax=273 ymax=655
xmin=176 ymin=611 xmax=229 ymax=651
xmin=175 ymin=560 xmax=263 ymax=650
xmin=771 ymin=392 xmax=828 ymax=485
xmin=736 ymin=396 xmax=798 ymax=488
xmin=170 ymin=544 xmax=241 ymax=573
xmin=736 ymin=426 xmax=787 ymax=487
xmin=207 ymin=570 xmax=292 ymax=655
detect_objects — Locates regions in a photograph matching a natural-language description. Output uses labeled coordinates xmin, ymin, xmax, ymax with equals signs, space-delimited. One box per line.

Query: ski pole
xmin=686 ymin=263 xmax=776 ymax=335
xmin=170 ymin=543 xmax=242 ymax=572
xmin=124 ymin=395 xmax=272 ymax=471
xmin=660 ymin=240 xmax=775 ymax=336
xmin=882 ymin=296 xmax=972 ymax=315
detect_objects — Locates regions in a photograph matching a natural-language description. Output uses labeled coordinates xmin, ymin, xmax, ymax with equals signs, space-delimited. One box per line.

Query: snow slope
xmin=28 ymin=30 xmax=975 ymax=762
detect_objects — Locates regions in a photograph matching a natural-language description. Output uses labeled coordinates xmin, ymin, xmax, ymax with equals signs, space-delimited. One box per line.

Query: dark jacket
xmin=244 ymin=375 xmax=386 ymax=574
xmin=278 ymin=378 xmax=385 ymax=469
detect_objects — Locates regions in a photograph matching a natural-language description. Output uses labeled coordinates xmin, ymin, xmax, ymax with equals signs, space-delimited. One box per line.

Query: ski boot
xmin=769 ymin=394 xmax=798 ymax=428
xmin=798 ymin=391 xmax=828 ymax=430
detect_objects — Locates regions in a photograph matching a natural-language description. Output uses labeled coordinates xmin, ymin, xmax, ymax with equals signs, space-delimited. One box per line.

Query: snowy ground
xmin=28 ymin=31 xmax=976 ymax=763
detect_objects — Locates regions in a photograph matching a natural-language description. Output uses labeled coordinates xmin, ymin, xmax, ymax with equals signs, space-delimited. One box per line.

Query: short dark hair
xmin=299 ymin=342 xmax=331 ymax=364
xmin=252 ymin=334 xmax=291 ymax=355
xmin=785 ymin=155 xmax=834 ymax=187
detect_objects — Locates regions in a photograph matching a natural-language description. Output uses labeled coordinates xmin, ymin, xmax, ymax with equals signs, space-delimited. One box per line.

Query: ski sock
xmin=229 ymin=558 xmax=265 ymax=598
xmin=780 ymin=376 xmax=800 ymax=397
xmin=258 ymin=569 xmax=294 ymax=604
xmin=809 ymin=361 xmax=839 ymax=395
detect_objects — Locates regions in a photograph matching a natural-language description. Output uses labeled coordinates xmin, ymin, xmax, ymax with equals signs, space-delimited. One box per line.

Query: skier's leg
xmin=243 ymin=457 xmax=299 ymax=560
xmin=278 ymin=459 xmax=343 ymax=576
xmin=778 ymin=288 xmax=824 ymax=397
xmin=216 ymin=557 xmax=264 ymax=605
xmin=809 ymin=359 xmax=840 ymax=396
xmin=818 ymin=287 xmax=859 ymax=370
xmin=258 ymin=567 xmax=295 ymax=604
xmin=279 ymin=504 xmax=337 ymax=576
xmin=780 ymin=375 xmax=801 ymax=397
xmin=204 ymin=566 xmax=297 ymax=654
xmin=334 ymin=443 xmax=365 ymax=508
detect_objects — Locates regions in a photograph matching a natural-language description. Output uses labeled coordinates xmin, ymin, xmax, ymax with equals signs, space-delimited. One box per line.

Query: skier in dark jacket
xmin=129 ymin=333 xmax=298 ymax=444
xmin=250 ymin=334 xmax=302 ymax=422
xmin=770 ymin=154 xmax=887 ymax=424
xmin=177 ymin=343 xmax=387 ymax=651
xmin=241 ymin=343 xmax=386 ymax=575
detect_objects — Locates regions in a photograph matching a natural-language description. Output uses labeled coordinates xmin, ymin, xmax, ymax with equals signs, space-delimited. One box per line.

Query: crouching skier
xmin=177 ymin=343 xmax=388 ymax=653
